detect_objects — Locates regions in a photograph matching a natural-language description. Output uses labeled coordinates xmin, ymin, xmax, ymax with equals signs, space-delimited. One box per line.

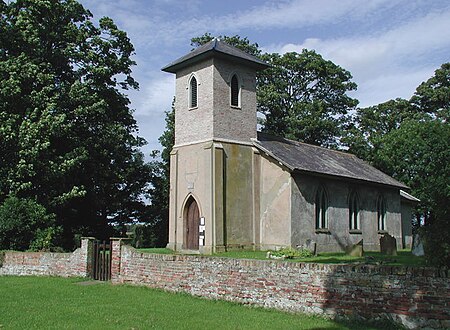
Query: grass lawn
xmin=0 ymin=276 xmax=401 ymax=329
xmin=137 ymin=247 xmax=175 ymax=254
xmin=139 ymin=248 xmax=425 ymax=267
xmin=213 ymin=250 xmax=425 ymax=266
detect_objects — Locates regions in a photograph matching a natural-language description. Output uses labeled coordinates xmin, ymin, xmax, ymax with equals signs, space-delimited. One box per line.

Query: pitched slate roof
xmin=254 ymin=132 xmax=408 ymax=189
xmin=162 ymin=39 xmax=269 ymax=73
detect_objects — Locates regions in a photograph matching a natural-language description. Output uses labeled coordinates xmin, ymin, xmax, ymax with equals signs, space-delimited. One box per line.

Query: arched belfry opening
xmin=184 ymin=196 xmax=200 ymax=250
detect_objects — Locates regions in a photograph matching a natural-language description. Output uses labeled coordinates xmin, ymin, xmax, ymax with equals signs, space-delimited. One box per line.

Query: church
xmin=162 ymin=39 xmax=416 ymax=254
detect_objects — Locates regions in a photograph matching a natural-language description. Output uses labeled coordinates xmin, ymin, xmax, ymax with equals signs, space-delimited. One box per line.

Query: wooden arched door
xmin=184 ymin=197 xmax=199 ymax=250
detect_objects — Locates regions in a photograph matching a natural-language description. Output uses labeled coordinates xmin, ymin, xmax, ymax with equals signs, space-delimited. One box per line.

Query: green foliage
xmin=374 ymin=120 xmax=450 ymax=267
xmin=344 ymin=63 xmax=450 ymax=267
xmin=0 ymin=0 xmax=151 ymax=248
xmin=421 ymin=220 xmax=450 ymax=268
xmin=0 ymin=196 xmax=55 ymax=250
xmin=147 ymin=104 xmax=175 ymax=247
xmin=29 ymin=226 xmax=63 ymax=252
xmin=137 ymin=247 xmax=174 ymax=254
xmin=211 ymin=250 xmax=425 ymax=266
xmin=374 ymin=120 xmax=449 ymax=217
xmin=269 ymin=247 xmax=313 ymax=259
xmin=191 ymin=32 xmax=261 ymax=57
xmin=259 ymin=51 xmax=358 ymax=147
xmin=343 ymin=98 xmax=421 ymax=161
xmin=411 ymin=63 xmax=450 ymax=122
xmin=129 ymin=224 xmax=157 ymax=248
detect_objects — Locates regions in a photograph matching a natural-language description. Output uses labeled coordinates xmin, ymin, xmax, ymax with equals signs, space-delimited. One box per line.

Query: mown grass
xmin=0 ymin=276 xmax=401 ymax=329
xmin=213 ymin=250 xmax=425 ymax=266
xmin=139 ymin=248 xmax=425 ymax=267
xmin=137 ymin=247 xmax=175 ymax=254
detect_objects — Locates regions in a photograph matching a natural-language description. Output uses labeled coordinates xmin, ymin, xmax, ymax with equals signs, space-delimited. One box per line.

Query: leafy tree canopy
xmin=343 ymin=63 xmax=450 ymax=267
xmin=147 ymin=102 xmax=175 ymax=247
xmin=259 ymin=51 xmax=358 ymax=147
xmin=191 ymin=32 xmax=261 ymax=57
xmin=411 ymin=62 xmax=450 ymax=122
xmin=0 ymin=0 xmax=150 ymax=249
xmin=0 ymin=196 xmax=56 ymax=251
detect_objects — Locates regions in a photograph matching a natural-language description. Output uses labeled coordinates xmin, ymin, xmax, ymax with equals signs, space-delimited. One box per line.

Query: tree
xmin=344 ymin=63 xmax=450 ymax=267
xmin=374 ymin=120 xmax=450 ymax=266
xmin=375 ymin=120 xmax=449 ymax=218
xmin=147 ymin=104 xmax=175 ymax=247
xmin=259 ymin=51 xmax=358 ymax=147
xmin=343 ymin=98 xmax=422 ymax=161
xmin=0 ymin=0 xmax=150 ymax=248
xmin=0 ymin=196 xmax=56 ymax=251
xmin=411 ymin=63 xmax=450 ymax=122
xmin=191 ymin=32 xmax=261 ymax=57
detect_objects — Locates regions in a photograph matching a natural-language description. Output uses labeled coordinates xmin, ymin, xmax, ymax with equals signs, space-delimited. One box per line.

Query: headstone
xmin=411 ymin=233 xmax=425 ymax=256
xmin=380 ymin=234 xmax=398 ymax=256
xmin=346 ymin=239 xmax=364 ymax=257
xmin=296 ymin=239 xmax=317 ymax=255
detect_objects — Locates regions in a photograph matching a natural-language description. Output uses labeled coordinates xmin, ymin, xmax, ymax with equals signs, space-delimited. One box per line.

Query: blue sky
xmin=79 ymin=0 xmax=450 ymax=155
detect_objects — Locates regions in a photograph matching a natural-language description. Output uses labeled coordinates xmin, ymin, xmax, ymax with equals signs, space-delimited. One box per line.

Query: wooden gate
xmin=92 ymin=240 xmax=112 ymax=281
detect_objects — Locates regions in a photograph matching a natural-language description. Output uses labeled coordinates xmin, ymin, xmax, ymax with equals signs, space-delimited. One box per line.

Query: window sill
xmin=378 ymin=230 xmax=388 ymax=235
xmin=188 ymin=106 xmax=198 ymax=111
xmin=315 ymin=229 xmax=331 ymax=234
xmin=230 ymin=105 xmax=241 ymax=110
xmin=349 ymin=230 xmax=362 ymax=234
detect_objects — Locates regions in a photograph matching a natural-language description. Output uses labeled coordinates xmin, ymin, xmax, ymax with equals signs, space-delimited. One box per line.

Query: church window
xmin=230 ymin=74 xmax=240 ymax=107
xmin=315 ymin=186 xmax=328 ymax=229
xmin=189 ymin=76 xmax=198 ymax=108
xmin=348 ymin=191 xmax=360 ymax=230
xmin=377 ymin=195 xmax=386 ymax=231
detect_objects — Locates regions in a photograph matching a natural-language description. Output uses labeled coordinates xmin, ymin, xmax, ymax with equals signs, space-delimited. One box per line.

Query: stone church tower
xmin=162 ymin=40 xmax=269 ymax=253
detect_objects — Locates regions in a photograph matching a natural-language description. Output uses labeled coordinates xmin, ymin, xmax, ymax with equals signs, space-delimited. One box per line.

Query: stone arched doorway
xmin=184 ymin=196 xmax=199 ymax=250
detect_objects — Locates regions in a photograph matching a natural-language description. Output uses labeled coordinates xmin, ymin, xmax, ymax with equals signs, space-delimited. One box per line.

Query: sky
xmin=79 ymin=0 xmax=450 ymax=155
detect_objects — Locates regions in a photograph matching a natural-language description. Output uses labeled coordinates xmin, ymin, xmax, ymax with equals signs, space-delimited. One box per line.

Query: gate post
xmin=110 ymin=238 xmax=130 ymax=283
xmin=80 ymin=237 xmax=96 ymax=278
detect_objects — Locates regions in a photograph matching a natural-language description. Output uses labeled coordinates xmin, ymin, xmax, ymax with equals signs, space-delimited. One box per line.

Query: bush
xmin=421 ymin=217 xmax=450 ymax=268
xmin=29 ymin=226 xmax=63 ymax=252
xmin=130 ymin=224 xmax=157 ymax=248
xmin=0 ymin=196 xmax=56 ymax=251
xmin=270 ymin=247 xmax=313 ymax=259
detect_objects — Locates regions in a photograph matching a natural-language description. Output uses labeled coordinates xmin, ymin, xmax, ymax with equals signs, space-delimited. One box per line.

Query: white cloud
xmin=352 ymin=68 xmax=436 ymax=107
xmin=265 ymin=7 xmax=450 ymax=105
xmin=217 ymin=0 xmax=398 ymax=30
xmin=130 ymin=74 xmax=175 ymax=157
xmin=131 ymin=73 xmax=175 ymax=117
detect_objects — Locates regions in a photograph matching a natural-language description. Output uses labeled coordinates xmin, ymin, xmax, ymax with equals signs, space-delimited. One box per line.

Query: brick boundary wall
xmin=0 ymin=237 xmax=94 ymax=277
xmin=1 ymin=238 xmax=449 ymax=329
xmin=111 ymin=240 xmax=449 ymax=330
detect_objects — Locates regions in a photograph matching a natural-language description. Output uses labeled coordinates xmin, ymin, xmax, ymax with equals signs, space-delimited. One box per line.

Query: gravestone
xmin=296 ymin=239 xmax=317 ymax=255
xmin=380 ymin=234 xmax=397 ymax=256
xmin=411 ymin=233 xmax=424 ymax=256
xmin=346 ymin=239 xmax=364 ymax=257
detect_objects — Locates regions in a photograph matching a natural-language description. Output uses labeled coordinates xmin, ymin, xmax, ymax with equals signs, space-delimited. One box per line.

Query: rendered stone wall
xmin=291 ymin=175 xmax=402 ymax=252
xmin=258 ymin=153 xmax=292 ymax=250
xmin=112 ymin=243 xmax=450 ymax=330
xmin=0 ymin=238 xmax=93 ymax=277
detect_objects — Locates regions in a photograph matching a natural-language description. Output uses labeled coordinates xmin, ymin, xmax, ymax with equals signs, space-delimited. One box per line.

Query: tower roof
xmin=161 ymin=39 xmax=269 ymax=73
